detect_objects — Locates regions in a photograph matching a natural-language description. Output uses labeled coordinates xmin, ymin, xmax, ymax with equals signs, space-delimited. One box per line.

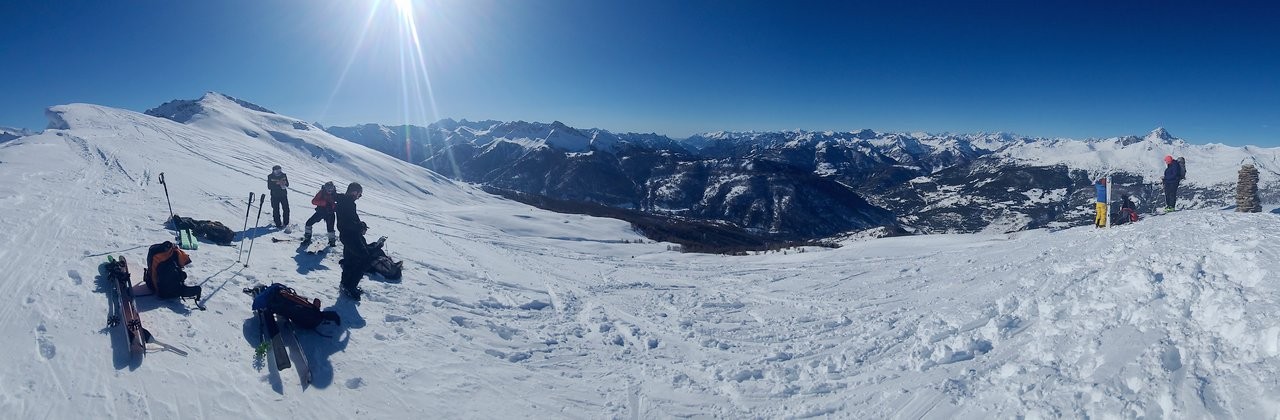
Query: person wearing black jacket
xmin=267 ymin=165 xmax=290 ymax=228
xmin=1161 ymin=155 xmax=1181 ymax=212
xmin=336 ymin=182 xmax=370 ymax=300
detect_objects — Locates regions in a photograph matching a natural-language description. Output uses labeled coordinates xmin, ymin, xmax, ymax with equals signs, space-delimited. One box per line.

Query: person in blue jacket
xmin=1162 ymin=155 xmax=1181 ymax=212
xmin=1094 ymin=178 xmax=1108 ymax=228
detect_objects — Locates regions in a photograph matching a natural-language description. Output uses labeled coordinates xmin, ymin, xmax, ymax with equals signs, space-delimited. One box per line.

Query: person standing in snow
xmin=1094 ymin=178 xmax=1108 ymax=228
xmin=302 ymin=181 xmax=338 ymax=247
xmin=336 ymin=182 xmax=370 ymax=300
xmin=267 ymin=165 xmax=290 ymax=229
xmin=1161 ymin=155 xmax=1181 ymax=212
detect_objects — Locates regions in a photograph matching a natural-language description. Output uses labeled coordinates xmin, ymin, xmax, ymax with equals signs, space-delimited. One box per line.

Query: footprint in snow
xmin=345 ymin=377 xmax=365 ymax=389
xmin=67 ymin=270 xmax=83 ymax=285
xmin=35 ymin=324 xmax=56 ymax=360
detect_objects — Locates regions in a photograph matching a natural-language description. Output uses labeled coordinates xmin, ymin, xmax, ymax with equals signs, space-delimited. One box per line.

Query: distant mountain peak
xmin=145 ymin=92 xmax=276 ymax=123
xmin=0 ymin=126 xmax=34 ymax=142
xmin=201 ymin=92 xmax=277 ymax=114
xmin=1146 ymin=127 xmax=1174 ymax=142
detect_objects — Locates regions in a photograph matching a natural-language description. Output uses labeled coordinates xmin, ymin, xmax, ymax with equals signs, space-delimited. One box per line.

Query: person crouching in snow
xmin=1115 ymin=194 xmax=1140 ymax=225
xmin=1094 ymin=178 xmax=1108 ymax=228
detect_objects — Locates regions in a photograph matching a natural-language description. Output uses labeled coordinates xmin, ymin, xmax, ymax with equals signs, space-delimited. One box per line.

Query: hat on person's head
xmin=1164 ymin=155 xmax=1174 ymax=164
xmin=272 ymin=165 xmax=282 ymax=171
xmin=347 ymin=182 xmax=363 ymax=193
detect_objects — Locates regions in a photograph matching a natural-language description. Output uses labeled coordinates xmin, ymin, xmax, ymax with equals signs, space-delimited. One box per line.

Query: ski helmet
xmin=272 ymin=164 xmax=282 ymax=171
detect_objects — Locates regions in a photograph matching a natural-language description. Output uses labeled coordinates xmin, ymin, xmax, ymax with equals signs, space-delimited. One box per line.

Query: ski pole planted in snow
xmin=245 ymin=193 xmax=267 ymax=267
xmin=238 ymin=192 xmax=255 ymax=262
xmin=159 ymin=172 xmax=175 ymax=229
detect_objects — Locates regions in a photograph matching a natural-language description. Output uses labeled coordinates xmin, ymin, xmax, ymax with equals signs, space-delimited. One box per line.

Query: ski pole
xmin=238 ymin=192 xmax=255 ymax=262
xmin=245 ymin=193 xmax=267 ymax=267
xmin=159 ymin=172 xmax=175 ymax=229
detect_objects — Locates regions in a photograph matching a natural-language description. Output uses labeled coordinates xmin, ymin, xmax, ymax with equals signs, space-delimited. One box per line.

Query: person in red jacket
xmin=302 ymin=181 xmax=338 ymax=246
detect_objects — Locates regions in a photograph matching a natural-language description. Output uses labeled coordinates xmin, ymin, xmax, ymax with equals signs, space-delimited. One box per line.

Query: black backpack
xmin=365 ymin=240 xmax=403 ymax=280
xmin=194 ymin=220 xmax=235 ymax=245
xmin=171 ymin=215 xmax=235 ymax=245
xmin=1176 ymin=157 xmax=1186 ymax=180
xmin=250 ymin=284 xmax=340 ymax=329
xmin=144 ymin=241 xmax=201 ymax=300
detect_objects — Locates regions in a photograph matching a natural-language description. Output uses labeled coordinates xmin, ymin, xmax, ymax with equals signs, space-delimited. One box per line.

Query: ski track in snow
xmin=2 ymin=97 xmax=1280 ymax=418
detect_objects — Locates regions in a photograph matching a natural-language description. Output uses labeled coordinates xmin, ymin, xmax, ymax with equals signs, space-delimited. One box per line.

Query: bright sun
xmin=392 ymin=0 xmax=415 ymax=19
xmin=326 ymin=0 xmax=445 ymax=155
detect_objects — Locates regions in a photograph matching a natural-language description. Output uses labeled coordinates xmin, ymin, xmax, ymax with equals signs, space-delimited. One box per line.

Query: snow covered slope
xmin=3 ymin=94 xmax=1279 ymax=418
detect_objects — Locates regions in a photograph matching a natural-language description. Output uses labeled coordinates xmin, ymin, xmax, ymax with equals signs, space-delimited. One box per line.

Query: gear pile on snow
xmin=171 ymin=214 xmax=237 ymax=245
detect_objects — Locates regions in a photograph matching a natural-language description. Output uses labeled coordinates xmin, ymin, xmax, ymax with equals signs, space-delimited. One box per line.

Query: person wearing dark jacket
xmin=303 ymin=181 xmax=338 ymax=246
xmin=267 ymin=165 xmax=290 ymax=228
xmin=336 ymin=182 xmax=370 ymax=300
xmin=1115 ymin=194 xmax=1140 ymax=225
xmin=1161 ymin=155 xmax=1180 ymax=212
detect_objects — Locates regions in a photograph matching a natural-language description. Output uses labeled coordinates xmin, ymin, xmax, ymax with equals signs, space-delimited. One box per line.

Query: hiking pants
xmin=340 ymin=231 xmax=371 ymax=290
xmin=1163 ymin=182 xmax=1179 ymax=209
xmin=305 ymin=208 xmax=335 ymax=232
xmin=271 ymin=191 xmax=290 ymax=227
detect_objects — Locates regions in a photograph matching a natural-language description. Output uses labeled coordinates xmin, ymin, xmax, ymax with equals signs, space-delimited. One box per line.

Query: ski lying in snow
xmin=257 ymin=310 xmax=291 ymax=371
xmin=276 ymin=314 xmax=312 ymax=387
xmin=105 ymin=255 xmax=148 ymax=355
xmin=105 ymin=255 xmax=189 ymax=357
xmin=178 ymin=229 xmax=198 ymax=250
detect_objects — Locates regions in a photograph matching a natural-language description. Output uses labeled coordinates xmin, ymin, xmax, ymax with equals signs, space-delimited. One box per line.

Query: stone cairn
xmin=1236 ymin=164 xmax=1261 ymax=212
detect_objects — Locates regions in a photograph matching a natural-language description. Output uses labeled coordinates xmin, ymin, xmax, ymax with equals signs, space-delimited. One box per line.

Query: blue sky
xmin=2 ymin=0 xmax=1278 ymax=145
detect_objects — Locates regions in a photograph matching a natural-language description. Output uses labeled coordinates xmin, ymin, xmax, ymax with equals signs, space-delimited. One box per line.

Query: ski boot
xmin=341 ymin=286 xmax=363 ymax=301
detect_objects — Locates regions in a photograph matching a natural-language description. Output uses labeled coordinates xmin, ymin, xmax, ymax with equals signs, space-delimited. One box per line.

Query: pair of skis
xmin=247 ymin=289 xmax=312 ymax=387
xmin=103 ymin=255 xmax=188 ymax=357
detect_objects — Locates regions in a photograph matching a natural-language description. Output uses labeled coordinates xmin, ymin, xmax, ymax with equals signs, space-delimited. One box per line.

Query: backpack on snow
xmin=171 ymin=214 xmax=236 ymax=245
xmin=1176 ymin=157 xmax=1186 ymax=181
xmin=144 ymin=241 xmax=201 ymax=300
xmin=365 ymin=238 xmax=403 ymax=280
xmin=250 ymin=283 xmax=340 ymax=329
xmin=368 ymin=254 xmax=403 ymax=280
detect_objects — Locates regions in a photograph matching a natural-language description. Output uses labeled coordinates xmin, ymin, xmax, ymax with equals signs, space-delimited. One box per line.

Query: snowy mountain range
xmin=326 ymin=119 xmax=1280 ymax=237
xmin=4 ymin=92 xmax=1280 ymax=417
xmin=0 ymin=125 xmax=35 ymax=143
